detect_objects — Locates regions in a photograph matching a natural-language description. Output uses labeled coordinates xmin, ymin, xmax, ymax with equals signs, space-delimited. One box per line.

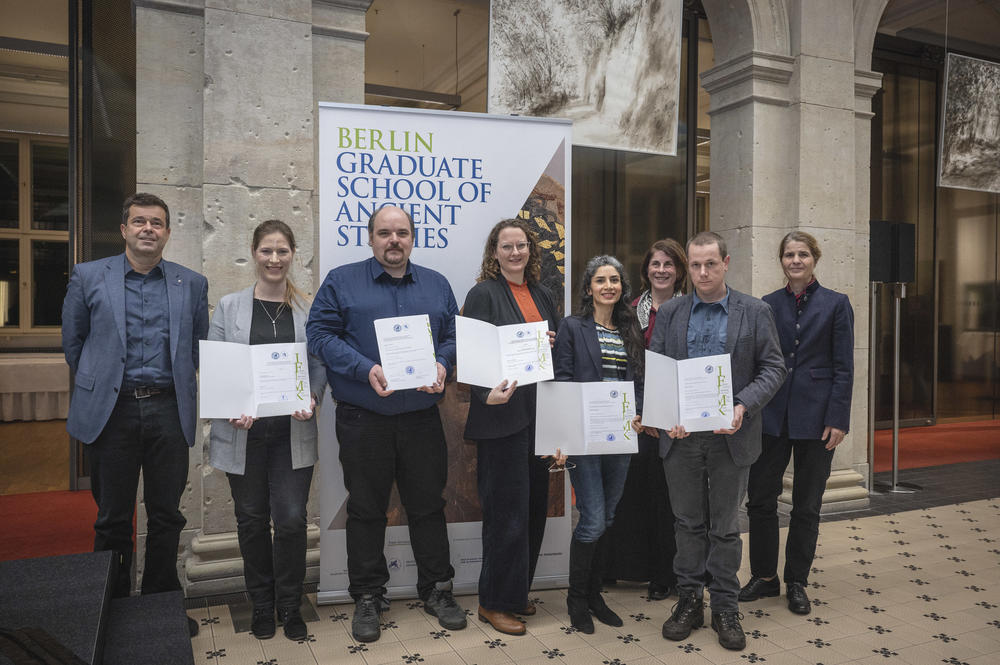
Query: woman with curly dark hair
xmin=461 ymin=218 xmax=561 ymax=635
xmin=553 ymin=254 xmax=644 ymax=633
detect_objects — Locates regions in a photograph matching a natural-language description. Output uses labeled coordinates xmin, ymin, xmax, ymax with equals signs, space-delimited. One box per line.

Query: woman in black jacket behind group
xmin=461 ymin=218 xmax=560 ymax=636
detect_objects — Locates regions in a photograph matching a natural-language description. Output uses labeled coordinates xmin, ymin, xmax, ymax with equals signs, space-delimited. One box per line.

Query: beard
xmin=381 ymin=247 xmax=406 ymax=265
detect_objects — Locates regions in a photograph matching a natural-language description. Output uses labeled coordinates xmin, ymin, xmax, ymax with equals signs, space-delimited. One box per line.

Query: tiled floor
xmin=187 ymin=465 xmax=1000 ymax=665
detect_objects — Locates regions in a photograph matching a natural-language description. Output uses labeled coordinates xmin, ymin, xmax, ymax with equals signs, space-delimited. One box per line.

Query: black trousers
xmin=227 ymin=416 xmax=313 ymax=611
xmin=335 ymin=403 xmax=454 ymax=600
xmin=746 ymin=432 xmax=833 ymax=584
xmin=605 ymin=431 xmax=677 ymax=588
xmin=475 ymin=426 xmax=550 ymax=610
xmin=89 ymin=390 xmax=189 ymax=597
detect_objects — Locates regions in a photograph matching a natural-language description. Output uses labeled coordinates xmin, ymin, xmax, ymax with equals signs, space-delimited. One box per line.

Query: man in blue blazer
xmin=62 ymin=193 xmax=208 ymax=625
xmin=649 ymin=232 xmax=785 ymax=651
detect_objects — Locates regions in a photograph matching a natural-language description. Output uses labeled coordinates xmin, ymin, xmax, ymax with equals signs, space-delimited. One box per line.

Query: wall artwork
xmin=939 ymin=53 xmax=1000 ymax=194
xmin=489 ymin=0 xmax=683 ymax=156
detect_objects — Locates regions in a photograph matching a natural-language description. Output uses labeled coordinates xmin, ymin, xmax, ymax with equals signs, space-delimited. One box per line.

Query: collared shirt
xmin=123 ymin=255 xmax=172 ymax=387
xmin=307 ymin=256 xmax=458 ymax=416
xmin=786 ymin=277 xmax=818 ymax=309
xmin=687 ymin=287 xmax=730 ymax=359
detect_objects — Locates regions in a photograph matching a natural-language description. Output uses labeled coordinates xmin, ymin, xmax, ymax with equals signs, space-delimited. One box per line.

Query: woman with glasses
xmin=208 ymin=220 xmax=326 ymax=640
xmin=553 ymin=255 xmax=644 ymax=633
xmin=461 ymin=218 xmax=561 ymax=636
xmin=604 ymin=239 xmax=687 ymax=601
xmin=740 ymin=231 xmax=854 ymax=616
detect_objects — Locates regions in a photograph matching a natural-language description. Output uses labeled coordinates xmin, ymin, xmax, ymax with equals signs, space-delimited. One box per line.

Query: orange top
xmin=507 ymin=280 xmax=543 ymax=323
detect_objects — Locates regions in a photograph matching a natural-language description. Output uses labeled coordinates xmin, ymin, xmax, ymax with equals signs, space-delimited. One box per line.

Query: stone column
xmin=700 ymin=0 xmax=888 ymax=513
xmin=181 ymin=0 xmax=370 ymax=596
xmin=134 ymin=0 xmax=207 ymax=590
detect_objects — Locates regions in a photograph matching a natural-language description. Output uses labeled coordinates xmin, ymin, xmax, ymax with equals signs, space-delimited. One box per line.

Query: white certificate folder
xmin=373 ymin=314 xmax=439 ymax=391
xmin=641 ymin=350 xmax=734 ymax=432
xmin=535 ymin=381 xmax=638 ymax=456
xmin=455 ymin=316 xmax=553 ymax=388
xmin=199 ymin=340 xmax=311 ymax=418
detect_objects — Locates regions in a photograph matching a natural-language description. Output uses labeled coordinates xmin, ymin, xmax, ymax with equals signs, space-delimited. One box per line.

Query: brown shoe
xmin=516 ymin=602 xmax=536 ymax=616
xmin=477 ymin=606 xmax=526 ymax=635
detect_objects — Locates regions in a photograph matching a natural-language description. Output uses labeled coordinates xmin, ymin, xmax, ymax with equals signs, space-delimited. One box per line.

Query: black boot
xmin=587 ymin=534 xmax=623 ymax=627
xmin=567 ymin=538 xmax=595 ymax=634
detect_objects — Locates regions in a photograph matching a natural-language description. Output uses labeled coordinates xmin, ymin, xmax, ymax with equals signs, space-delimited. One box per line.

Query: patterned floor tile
xmin=180 ymin=496 xmax=1000 ymax=665
xmin=453 ymin=644 xmax=514 ymax=665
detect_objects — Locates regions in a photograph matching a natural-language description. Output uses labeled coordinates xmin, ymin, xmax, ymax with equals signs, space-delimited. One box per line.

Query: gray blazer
xmin=207 ymin=285 xmax=327 ymax=475
xmin=648 ymin=287 xmax=786 ymax=466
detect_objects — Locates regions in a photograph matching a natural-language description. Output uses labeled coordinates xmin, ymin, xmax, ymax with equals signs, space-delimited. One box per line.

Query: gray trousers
xmin=663 ymin=432 xmax=749 ymax=612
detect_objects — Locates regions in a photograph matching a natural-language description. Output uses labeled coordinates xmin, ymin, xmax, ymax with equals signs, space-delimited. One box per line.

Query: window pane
xmin=32 ymin=143 xmax=69 ymax=231
xmin=32 ymin=240 xmax=68 ymax=327
xmin=0 ymin=140 xmax=18 ymax=229
xmin=0 ymin=239 xmax=19 ymax=326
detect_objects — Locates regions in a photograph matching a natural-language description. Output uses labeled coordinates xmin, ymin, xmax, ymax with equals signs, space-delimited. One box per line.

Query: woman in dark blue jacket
xmin=462 ymin=218 xmax=561 ymax=636
xmin=553 ymin=255 xmax=644 ymax=633
xmin=740 ymin=232 xmax=854 ymax=616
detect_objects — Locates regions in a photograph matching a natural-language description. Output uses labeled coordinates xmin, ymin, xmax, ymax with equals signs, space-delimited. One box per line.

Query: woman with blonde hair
xmin=208 ymin=220 xmax=326 ymax=640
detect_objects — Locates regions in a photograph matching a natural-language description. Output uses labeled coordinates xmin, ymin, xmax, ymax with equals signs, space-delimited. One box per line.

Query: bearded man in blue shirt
xmin=307 ymin=205 xmax=466 ymax=643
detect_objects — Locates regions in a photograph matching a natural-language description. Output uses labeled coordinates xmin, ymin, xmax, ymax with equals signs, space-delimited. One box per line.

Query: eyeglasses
xmin=498 ymin=242 xmax=529 ymax=254
xmin=548 ymin=461 xmax=577 ymax=473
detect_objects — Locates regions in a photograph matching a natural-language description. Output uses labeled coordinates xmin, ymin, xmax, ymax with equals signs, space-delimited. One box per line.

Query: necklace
xmin=255 ymin=298 xmax=286 ymax=339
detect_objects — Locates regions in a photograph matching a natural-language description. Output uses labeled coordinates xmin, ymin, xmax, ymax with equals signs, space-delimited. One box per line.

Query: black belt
xmin=121 ymin=385 xmax=174 ymax=400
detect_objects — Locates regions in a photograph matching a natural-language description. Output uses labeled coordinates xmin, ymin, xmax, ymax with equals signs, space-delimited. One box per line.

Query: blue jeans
xmin=663 ymin=432 xmax=749 ymax=612
xmin=227 ymin=416 xmax=313 ymax=610
xmin=568 ymin=453 xmax=631 ymax=543
xmin=475 ymin=426 xmax=550 ymax=610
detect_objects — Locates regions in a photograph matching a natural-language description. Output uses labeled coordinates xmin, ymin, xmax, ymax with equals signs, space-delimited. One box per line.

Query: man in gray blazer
xmin=648 ymin=231 xmax=785 ymax=651
xmin=62 ymin=193 xmax=208 ymax=634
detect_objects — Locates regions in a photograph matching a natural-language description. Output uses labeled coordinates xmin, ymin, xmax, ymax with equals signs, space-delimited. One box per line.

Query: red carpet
xmin=873 ymin=419 xmax=1000 ymax=472
xmin=0 ymin=490 xmax=99 ymax=561
xmin=1 ymin=421 xmax=997 ymax=561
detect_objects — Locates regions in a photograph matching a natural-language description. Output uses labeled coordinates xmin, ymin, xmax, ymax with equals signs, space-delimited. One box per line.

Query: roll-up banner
xmin=316 ymin=103 xmax=572 ymax=604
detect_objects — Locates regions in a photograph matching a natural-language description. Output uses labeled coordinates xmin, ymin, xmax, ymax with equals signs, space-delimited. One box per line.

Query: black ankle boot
xmin=251 ymin=606 xmax=275 ymax=639
xmin=587 ymin=534 xmax=622 ymax=627
xmin=567 ymin=538 xmax=595 ymax=634
xmin=278 ymin=606 xmax=307 ymax=641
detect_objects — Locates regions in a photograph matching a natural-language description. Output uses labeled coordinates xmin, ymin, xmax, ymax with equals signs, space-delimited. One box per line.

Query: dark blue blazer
xmin=761 ymin=281 xmax=854 ymax=440
xmin=553 ymin=314 xmax=643 ymax=410
xmin=61 ymin=253 xmax=209 ymax=446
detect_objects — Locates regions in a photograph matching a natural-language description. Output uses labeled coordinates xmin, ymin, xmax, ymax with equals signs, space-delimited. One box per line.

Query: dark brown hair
xmin=476 ymin=218 xmax=542 ymax=284
xmin=578 ymin=255 xmax=644 ymax=379
xmin=122 ymin=192 xmax=170 ymax=227
xmin=639 ymin=238 xmax=688 ymax=295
